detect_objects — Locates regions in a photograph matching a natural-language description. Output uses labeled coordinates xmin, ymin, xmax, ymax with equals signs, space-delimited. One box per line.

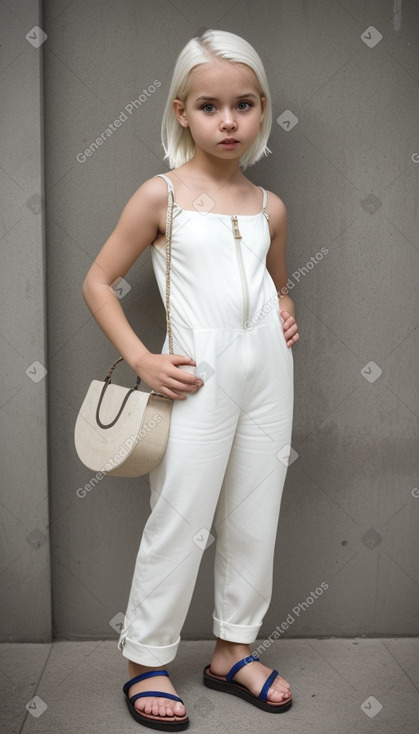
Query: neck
xmin=180 ymin=148 xmax=243 ymax=185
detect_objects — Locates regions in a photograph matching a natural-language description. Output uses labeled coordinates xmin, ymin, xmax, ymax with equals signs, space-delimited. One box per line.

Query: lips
xmin=219 ymin=138 xmax=239 ymax=144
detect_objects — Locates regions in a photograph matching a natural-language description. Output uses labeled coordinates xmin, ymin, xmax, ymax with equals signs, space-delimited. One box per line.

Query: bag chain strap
xmin=165 ymin=186 xmax=174 ymax=355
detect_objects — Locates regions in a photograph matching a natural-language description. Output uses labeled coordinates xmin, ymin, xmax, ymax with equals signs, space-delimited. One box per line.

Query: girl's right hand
xmin=135 ymin=353 xmax=204 ymax=400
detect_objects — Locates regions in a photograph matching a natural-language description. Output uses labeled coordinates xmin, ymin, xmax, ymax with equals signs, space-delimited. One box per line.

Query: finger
xmin=284 ymin=323 xmax=298 ymax=338
xmin=166 ymin=384 xmax=201 ymax=399
xmin=282 ymin=314 xmax=296 ymax=326
xmin=172 ymin=365 xmax=205 ymax=387
xmin=178 ymin=372 xmax=205 ymax=387
xmin=169 ymin=354 xmax=196 ymax=366
xmin=160 ymin=389 xmax=186 ymax=400
xmin=286 ymin=332 xmax=299 ymax=346
xmin=164 ymin=375 xmax=203 ymax=393
xmin=281 ymin=317 xmax=297 ymax=333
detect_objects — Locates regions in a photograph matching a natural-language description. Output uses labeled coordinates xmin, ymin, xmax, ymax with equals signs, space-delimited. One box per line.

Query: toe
xmin=267 ymin=686 xmax=288 ymax=703
xmin=266 ymin=675 xmax=292 ymax=703
xmin=173 ymin=701 xmax=186 ymax=717
xmin=138 ymin=699 xmax=150 ymax=714
xmin=272 ymin=675 xmax=291 ymax=694
xmin=157 ymin=700 xmax=167 ymax=717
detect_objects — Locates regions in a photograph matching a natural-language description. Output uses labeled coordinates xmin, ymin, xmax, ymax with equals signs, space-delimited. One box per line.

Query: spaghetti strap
xmin=155 ymin=173 xmax=175 ymax=195
xmin=258 ymin=186 xmax=269 ymax=220
xmin=258 ymin=186 xmax=268 ymax=209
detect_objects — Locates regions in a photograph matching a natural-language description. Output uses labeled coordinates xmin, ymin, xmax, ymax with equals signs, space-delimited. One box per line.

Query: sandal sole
xmin=126 ymin=697 xmax=189 ymax=731
xmin=203 ymin=666 xmax=292 ymax=713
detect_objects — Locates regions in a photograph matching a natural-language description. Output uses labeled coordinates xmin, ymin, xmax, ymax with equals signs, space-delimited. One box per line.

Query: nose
xmin=220 ymin=107 xmax=237 ymax=131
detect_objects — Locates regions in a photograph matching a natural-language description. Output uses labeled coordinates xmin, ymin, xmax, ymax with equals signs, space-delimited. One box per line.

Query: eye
xmin=200 ymin=103 xmax=215 ymax=112
xmin=237 ymin=100 xmax=253 ymax=110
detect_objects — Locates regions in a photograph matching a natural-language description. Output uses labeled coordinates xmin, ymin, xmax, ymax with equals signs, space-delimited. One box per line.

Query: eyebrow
xmin=195 ymin=93 xmax=259 ymax=102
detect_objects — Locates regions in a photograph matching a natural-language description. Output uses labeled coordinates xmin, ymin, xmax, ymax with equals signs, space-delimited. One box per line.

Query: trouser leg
xmin=118 ymin=364 xmax=240 ymax=666
xmin=212 ymin=323 xmax=294 ymax=642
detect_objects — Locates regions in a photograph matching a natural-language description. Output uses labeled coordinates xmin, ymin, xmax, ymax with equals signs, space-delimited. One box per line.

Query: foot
xmin=209 ymin=640 xmax=292 ymax=704
xmin=127 ymin=661 xmax=186 ymax=719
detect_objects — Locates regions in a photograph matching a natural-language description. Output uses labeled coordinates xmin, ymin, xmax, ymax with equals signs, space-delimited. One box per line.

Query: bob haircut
xmin=161 ymin=29 xmax=272 ymax=171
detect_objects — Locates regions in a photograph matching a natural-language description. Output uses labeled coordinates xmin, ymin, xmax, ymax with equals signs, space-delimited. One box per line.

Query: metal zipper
xmin=231 ymin=215 xmax=249 ymax=326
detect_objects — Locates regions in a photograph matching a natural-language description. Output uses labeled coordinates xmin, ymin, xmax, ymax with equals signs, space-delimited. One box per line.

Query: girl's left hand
xmin=280 ymin=310 xmax=299 ymax=347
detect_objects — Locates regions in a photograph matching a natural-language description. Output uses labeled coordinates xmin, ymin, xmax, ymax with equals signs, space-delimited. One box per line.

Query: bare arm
xmin=266 ymin=194 xmax=299 ymax=347
xmin=82 ymin=177 xmax=204 ymax=399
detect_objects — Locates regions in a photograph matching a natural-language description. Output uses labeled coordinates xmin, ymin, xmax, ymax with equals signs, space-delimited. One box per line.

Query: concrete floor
xmin=1 ymin=638 xmax=418 ymax=733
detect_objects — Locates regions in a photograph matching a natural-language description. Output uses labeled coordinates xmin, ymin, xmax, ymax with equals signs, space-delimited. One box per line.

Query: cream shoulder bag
xmin=74 ymin=183 xmax=175 ymax=478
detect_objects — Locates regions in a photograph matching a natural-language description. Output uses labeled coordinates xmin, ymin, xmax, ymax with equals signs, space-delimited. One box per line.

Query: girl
xmin=82 ymin=29 xmax=299 ymax=732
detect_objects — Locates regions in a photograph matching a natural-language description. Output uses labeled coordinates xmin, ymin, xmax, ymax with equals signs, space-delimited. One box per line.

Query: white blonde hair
xmin=161 ymin=29 xmax=272 ymax=170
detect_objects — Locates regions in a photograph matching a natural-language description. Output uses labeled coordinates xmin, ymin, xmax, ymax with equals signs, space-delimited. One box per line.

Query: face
xmin=173 ymin=58 xmax=266 ymax=162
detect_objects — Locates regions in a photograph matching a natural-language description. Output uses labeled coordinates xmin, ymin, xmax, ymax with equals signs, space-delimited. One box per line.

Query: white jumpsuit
xmin=118 ymin=174 xmax=294 ymax=666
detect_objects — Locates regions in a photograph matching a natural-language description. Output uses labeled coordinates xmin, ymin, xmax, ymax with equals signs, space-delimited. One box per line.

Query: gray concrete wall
xmin=1 ymin=0 xmax=418 ymax=642
xmin=0 ymin=0 xmax=51 ymax=641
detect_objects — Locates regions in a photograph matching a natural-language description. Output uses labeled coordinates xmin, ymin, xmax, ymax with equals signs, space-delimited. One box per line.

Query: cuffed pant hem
xmin=212 ymin=616 xmax=262 ymax=644
xmin=118 ymin=635 xmax=180 ymax=667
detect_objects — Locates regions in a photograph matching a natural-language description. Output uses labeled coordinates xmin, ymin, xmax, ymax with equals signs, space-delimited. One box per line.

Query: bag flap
xmin=74 ymin=381 xmax=150 ymax=472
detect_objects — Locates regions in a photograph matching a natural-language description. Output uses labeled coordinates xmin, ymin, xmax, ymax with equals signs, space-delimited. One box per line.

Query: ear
xmin=173 ymin=99 xmax=188 ymax=127
xmin=259 ymin=95 xmax=267 ymax=123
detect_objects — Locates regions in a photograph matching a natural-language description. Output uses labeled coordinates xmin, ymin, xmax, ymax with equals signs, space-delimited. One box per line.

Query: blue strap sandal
xmin=203 ymin=654 xmax=292 ymax=713
xmin=123 ymin=670 xmax=189 ymax=731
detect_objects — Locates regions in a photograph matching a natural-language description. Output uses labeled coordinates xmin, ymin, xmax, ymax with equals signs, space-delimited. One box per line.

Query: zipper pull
xmin=231 ymin=215 xmax=242 ymax=239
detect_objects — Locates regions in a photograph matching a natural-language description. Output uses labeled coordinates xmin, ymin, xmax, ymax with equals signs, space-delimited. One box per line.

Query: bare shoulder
xmin=119 ymin=174 xmax=169 ymax=236
xmin=265 ymin=189 xmax=287 ymax=223
xmin=262 ymin=190 xmax=287 ymax=240
xmin=127 ymin=174 xmax=169 ymax=211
